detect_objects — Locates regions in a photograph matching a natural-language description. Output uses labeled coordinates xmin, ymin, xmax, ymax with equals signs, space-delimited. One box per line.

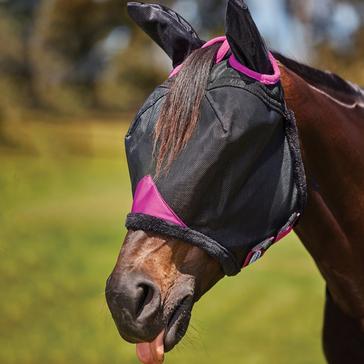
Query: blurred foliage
xmin=0 ymin=0 xmax=363 ymax=132
xmin=317 ymin=27 xmax=364 ymax=86
xmin=0 ymin=0 xmax=169 ymax=122
xmin=32 ymin=0 xmax=172 ymax=113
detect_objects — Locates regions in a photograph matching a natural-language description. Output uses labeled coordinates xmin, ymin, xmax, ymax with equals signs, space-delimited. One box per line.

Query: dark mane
xmin=273 ymin=52 xmax=364 ymax=102
xmin=154 ymin=43 xmax=220 ymax=175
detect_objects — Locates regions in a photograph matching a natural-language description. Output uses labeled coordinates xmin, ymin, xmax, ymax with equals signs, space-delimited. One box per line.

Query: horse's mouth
xmin=164 ymin=295 xmax=193 ymax=352
xmin=135 ymin=294 xmax=194 ymax=363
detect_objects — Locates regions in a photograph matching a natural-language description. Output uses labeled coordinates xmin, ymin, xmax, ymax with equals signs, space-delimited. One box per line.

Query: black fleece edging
xmin=126 ymin=213 xmax=241 ymax=276
xmin=284 ymin=108 xmax=308 ymax=215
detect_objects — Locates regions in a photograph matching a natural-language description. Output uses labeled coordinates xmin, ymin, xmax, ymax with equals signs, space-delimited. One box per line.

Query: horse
xmin=106 ymin=1 xmax=364 ymax=363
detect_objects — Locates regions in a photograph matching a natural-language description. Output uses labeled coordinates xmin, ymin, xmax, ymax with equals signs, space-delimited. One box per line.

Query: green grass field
xmin=0 ymin=118 xmax=326 ymax=364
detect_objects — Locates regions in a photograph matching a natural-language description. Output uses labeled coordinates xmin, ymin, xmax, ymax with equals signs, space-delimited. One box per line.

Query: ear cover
xmin=127 ymin=2 xmax=205 ymax=67
xmin=226 ymin=0 xmax=273 ymax=74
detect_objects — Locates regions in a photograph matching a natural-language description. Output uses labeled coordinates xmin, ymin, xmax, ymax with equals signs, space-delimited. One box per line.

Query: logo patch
xmin=249 ymin=250 xmax=262 ymax=265
xmin=243 ymin=237 xmax=275 ymax=268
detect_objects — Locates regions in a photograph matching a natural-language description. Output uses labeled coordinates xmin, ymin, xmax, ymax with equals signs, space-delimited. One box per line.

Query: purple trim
xmin=131 ymin=175 xmax=187 ymax=227
xmin=169 ymin=35 xmax=280 ymax=85
xmin=229 ymin=52 xmax=281 ymax=85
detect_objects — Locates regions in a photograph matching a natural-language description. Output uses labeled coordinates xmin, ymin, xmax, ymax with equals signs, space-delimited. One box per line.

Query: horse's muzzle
xmin=105 ymin=270 xmax=194 ymax=352
xmin=105 ymin=271 xmax=164 ymax=343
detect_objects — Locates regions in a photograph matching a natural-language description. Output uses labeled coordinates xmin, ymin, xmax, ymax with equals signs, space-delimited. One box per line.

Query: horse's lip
xmin=164 ymin=295 xmax=193 ymax=352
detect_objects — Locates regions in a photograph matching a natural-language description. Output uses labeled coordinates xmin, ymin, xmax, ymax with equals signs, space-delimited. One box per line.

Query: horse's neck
xmin=280 ymin=64 xmax=364 ymax=319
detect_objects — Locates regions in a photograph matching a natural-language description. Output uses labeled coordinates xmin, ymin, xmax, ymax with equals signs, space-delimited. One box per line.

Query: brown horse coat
xmin=279 ymin=59 xmax=364 ymax=363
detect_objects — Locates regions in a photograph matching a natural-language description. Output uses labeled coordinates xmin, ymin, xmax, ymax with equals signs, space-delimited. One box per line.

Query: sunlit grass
xmin=0 ymin=118 xmax=325 ymax=364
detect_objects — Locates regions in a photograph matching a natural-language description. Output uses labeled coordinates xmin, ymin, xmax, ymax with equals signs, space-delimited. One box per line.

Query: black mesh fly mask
xmin=124 ymin=1 xmax=307 ymax=276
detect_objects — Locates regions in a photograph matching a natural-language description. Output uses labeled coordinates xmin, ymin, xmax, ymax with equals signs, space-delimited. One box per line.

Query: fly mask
xmin=124 ymin=1 xmax=307 ymax=276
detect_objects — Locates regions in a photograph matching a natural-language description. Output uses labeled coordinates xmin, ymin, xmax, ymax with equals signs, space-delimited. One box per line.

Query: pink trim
xmin=131 ymin=175 xmax=187 ymax=227
xmin=202 ymin=36 xmax=227 ymax=48
xmin=229 ymin=52 xmax=281 ymax=85
xmin=202 ymin=36 xmax=230 ymax=64
xmin=215 ymin=39 xmax=230 ymax=63
xmin=169 ymin=35 xmax=280 ymax=85
xmin=169 ymin=64 xmax=182 ymax=78
xmin=169 ymin=36 xmax=227 ymax=79
xmin=274 ymin=213 xmax=300 ymax=243
xmin=242 ymin=236 xmax=274 ymax=268
xmin=275 ymin=225 xmax=293 ymax=242
xmin=243 ymin=250 xmax=257 ymax=268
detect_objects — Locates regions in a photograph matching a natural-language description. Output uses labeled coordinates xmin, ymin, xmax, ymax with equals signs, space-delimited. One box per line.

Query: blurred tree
xmin=29 ymin=0 xmax=173 ymax=112
xmin=0 ymin=3 xmax=35 ymax=143
xmin=0 ymin=0 xmax=39 ymax=98
xmin=94 ymin=1 xmax=173 ymax=111
xmin=30 ymin=0 xmax=127 ymax=112
xmin=0 ymin=0 xmax=363 ymax=142
xmin=316 ymin=27 xmax=364 ymax=86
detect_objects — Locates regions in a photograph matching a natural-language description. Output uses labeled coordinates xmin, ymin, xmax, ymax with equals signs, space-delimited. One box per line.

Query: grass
xmin=0 ymin=118 xmax=326 ymax=364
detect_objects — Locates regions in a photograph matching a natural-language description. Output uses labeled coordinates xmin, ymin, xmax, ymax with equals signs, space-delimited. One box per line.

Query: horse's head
xmin=106 ymin=1 xmax=306 ymax=362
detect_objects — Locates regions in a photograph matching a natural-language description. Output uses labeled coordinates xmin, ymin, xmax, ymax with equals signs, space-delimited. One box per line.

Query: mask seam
xmin=204 ymin=93 xmax=228 ymax=133
xmin=127 ymin=93 xmax=167 ymax=136
xmin=206 ymin=84 xmax=286 ymax=115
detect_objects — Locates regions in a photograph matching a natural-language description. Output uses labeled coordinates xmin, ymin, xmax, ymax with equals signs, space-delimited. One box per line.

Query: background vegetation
xmin=0 ymin=119 xmax=325 ymax=364
xmin=1 ymin=1 xmax=363 ymax=363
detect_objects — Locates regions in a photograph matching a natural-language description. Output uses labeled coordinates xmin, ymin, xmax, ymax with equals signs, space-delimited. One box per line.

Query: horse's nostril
xmin=106 ymin=273 xmax=161 ymax=322
xmin=105 ymin=272 xmax=163 ymax=342
xmin=135 ymin=282 xmax=155 ymax=318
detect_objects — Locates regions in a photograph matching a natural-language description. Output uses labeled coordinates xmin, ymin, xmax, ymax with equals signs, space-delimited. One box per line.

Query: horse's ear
xmin=225 ymin=0 xmax=273 ymax=74
xmin=127 ymin=2 xmax=204 ymax=67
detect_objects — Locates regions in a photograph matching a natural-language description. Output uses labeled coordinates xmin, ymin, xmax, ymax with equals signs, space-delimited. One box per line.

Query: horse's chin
xmin=164 ymin=295 xmax=194 ymax=352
